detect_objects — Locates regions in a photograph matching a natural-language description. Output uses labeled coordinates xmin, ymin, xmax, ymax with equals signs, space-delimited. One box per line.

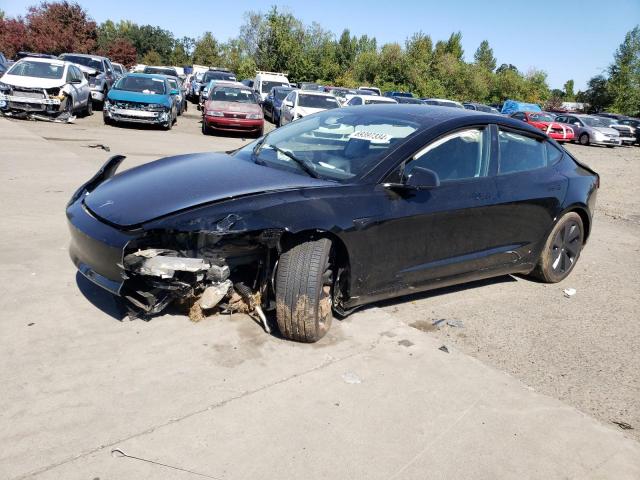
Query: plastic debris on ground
xmin=563 ymin=288 xmax=577 ymax=298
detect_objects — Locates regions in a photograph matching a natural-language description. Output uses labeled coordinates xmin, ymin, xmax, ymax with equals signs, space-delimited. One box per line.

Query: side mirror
xmin=405 ymin=167 xmax=440 ymax=190
xmin=170 ymin=89 xmax=179 ymax=95
xmin=284 ymin=100 xmax=294 ymax=108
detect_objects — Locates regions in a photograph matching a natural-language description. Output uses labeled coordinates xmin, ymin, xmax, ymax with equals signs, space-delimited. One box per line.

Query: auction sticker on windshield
xmin=349 ymin=131 xmax=391 ymax=143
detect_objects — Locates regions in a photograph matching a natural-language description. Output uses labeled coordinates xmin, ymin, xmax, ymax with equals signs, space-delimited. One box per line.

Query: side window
xmin=349 ymin=97 xmax=362 ymax=106
xmin=66 ymin=67 xmax=74 ymax=83
xmin=74 ymin=66 xmax=83 ymax=82
xmin=284 ymin=91 xmax=294 ymax=105
xmin=498 ymin=130 xmax=546 ymax=174
xmin=105 ymin=60 xmax=113 ymax=75
xmin=556 ymin=116 xmax=565 ymax=123
xmin=407 ymin=128 xmax=491 ymax=182
xmin=513 ymin=112 xmax=525 ymax=120
xmin=545 ymin=141 xmax=563 ymax=166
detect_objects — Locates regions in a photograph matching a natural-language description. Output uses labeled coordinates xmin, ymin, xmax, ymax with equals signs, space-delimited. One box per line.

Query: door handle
xmin=471 ymin=192 xmax=491 ymax=201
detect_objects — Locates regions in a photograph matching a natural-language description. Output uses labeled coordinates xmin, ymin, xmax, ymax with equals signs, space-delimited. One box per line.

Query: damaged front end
xmin=0 ymin=83 xmax=75 ymax=122
xmin=120 ymin=225 xmax=282 ymax=332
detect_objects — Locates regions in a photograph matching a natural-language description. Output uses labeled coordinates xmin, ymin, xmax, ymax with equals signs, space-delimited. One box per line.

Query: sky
xmin=1 ymin=0 xmax=638 ymax=90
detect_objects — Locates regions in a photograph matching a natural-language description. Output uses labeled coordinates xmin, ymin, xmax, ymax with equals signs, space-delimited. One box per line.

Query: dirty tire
xmin=530 ymin=212 xmax=584 ymax=283
xmin=276 ymin=238 xmax=333 ymax=342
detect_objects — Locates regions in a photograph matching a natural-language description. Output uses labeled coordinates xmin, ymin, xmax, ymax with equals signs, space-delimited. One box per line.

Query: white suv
xmin=279 ymin=91 xmax=341 ymax=126
xmin=253 ymin=71 xmax=290 ymax=101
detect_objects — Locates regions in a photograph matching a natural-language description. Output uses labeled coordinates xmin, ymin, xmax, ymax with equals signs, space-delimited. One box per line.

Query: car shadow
xmin=75 ymin=272 xmax=127 ymax=321
xmin=367 ymin=274 xmax=519 ymax=312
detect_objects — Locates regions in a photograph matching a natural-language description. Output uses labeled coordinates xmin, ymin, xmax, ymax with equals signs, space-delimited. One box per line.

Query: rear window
xmin=298 ymin=94 xmax=339 ymax=109
xmin=144 ymin=66 xmax=178 ymax=77
xmin=261 ymin=80 xmax=288 ymax=93
xmin=203 ymin=71 xmax=236 ymax=83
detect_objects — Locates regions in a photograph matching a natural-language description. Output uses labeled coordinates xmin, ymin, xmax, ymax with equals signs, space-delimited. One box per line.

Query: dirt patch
xmin=409 ymin=320 xmax=437 ymax=332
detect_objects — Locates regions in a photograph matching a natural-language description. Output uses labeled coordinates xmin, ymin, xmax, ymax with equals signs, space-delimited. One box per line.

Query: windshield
xmin=595 ymin=117 xmax=616 ymax=127
xmin=274 ymin=88 xmax=292 ymax=100
xmin=61 ymin=55 xmax=103 ymax=72
xmin=209 ymin=86 xmax=257 ymax=103
xmin=582 ymin=117 xmax=607 ymax=127
xmin=530 ymin=113 xmax=555 ymax=122
xmin=246 ymin=110 xmax=420 ymax=181
xmin=261 ymin=80 xmax=288 ymax=93
xmin=8 ymin=60 xmax=64 ymax=79
xmin=298 ymin=94 xmax=339 ymax=109
xmin=114 ymin=76 xmax=166 ymax=94
xmin=203 ymin=71 xmax=236 ymax=83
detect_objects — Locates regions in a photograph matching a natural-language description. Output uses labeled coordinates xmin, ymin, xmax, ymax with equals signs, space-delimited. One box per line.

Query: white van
xmin=252 ymin=71 xmax=290 ymax=101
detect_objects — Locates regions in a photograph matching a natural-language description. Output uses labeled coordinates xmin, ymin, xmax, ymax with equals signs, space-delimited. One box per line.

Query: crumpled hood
xmin=107 ymin=89 xmax=171 ymax=106
xmin=84 ymin=152 xmax=332 ymax=227
xmin=0 ymin=73 xmax=65 ymax=89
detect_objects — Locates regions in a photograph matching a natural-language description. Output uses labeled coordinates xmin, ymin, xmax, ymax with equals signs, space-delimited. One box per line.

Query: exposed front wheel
xmin=276 ymin=237 xmax=334 ymax=342
xmin=531 ymin=212 xmax=584 ymax=283
xmin=579 ymin=133 xmax=590 ymax=146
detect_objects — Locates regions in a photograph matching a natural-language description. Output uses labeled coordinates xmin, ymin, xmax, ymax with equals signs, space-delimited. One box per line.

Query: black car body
xmin=262 ymin=86 xmax=294 ymax=123
xmin=67 ymin=106 xmax=598 ymax=342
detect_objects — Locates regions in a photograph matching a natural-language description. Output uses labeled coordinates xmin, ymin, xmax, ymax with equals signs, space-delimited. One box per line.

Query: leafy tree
xmin=563 ymin=79 xmax=575 ymax=100
xmin=337 ymin=29 xmax=357 ymax=70
xmin=170 ymin=37 xmax=194 ymax=66
xmin=26 ymin=1 xmax=97 ymax=55
xmin=577 ymin=75 xmax=613 ymax=112
xmin=496 ymin=63 xmax=518 ymax=74
xmin=193 ymin=32 xmax=222 ymax=66
xmin=140 ymin=49 xmax=161 ymax=66
xmin=607 ymin=25 xmax=640 ymax=115
xmin=105 ymin=38 xmax=137 ymax=67
xmin=444 ymin=31 xmax=464 ymax=60
xmin=0 ymin=16 xmax=28 ymax=57
xmin=474 ymin=40 xmax=496 ymax=71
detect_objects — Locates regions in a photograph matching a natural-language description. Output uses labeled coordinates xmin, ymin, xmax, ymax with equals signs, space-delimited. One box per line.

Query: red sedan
xmin=511 ymin=111 xmax=575 ymax=142
xmin=202 ymin=85 xmax=264 ymax=137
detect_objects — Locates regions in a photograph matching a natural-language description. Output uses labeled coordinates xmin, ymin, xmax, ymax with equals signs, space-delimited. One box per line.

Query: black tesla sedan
xmin=67 ymin=105 xmax=598 ymax=342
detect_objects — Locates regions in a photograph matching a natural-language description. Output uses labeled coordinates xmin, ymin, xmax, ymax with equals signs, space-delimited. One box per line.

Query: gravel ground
xmin=10 ymin=108 xmax=640 ymax=443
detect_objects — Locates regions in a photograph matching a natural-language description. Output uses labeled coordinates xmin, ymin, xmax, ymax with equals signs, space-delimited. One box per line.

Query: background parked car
xmin=345 ymin=94 xmax=397 ymax=106
xmin=279 ymin=90 xmax=340 ymax=126
xmin=262 ymin=86 xmax=294 ymax=124
xmin=59 ymin=53 xmax=116 ymax=107
xmin=384 ymin=91 xmax=414 ymax=99
xmin=253 ymin=71 xmax=290 ymax=101
xmin=111 ymin=63 xmax=126 ymax=78
xmin=594 ymin=116 xmax=635 ymax=145
xmin=358 ymin=86 xmax=381 ymax=95
xmin=617 ymin=117 xmax=640 ymax=145
xmin=394 ymin=96 xmax=425 ymax=104
xmin=510 ymin=111 xmax=575 ymax=143
xmin=197 ymin=69 xmax=237 ymax=102
xmin=0 ymin=57 xmax=92 ymax=119
xmin=463 ymin=102 xmax=500 ymax=113
xmin=103 ymin=73 xmax=178 ymax=130
xmin=423 ymin=98 xmax=464 ymax=108
xmin=0 ymin=52 xmax=9 ymax=75
xmin=554 ymin=114 xmax=621 ymax=147
xmin=202 ymin=84 xmax=263 ymax=137
xmin=501 ymin=99 xmax=541 ymax=115
xmin=143 ymin=65 xmax=178 ymax=77
xmin=166 ymin=76 xmax=187 ymax=115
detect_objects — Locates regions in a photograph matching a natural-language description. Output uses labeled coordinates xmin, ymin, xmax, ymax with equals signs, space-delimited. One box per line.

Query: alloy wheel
xmin=550 ymin=220 xmax=582 ymax=274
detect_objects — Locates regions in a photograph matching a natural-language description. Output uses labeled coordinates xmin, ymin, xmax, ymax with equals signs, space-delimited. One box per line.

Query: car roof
xmin=60 ymin=53 xmax=107 ymax=61
xmin=297 ymin=91 xmax=335 ymax=97
xmin=353 ymin=94 xmax=396 ymax=101
xmin=340 ymin=104 xmax=543 ymax=133
xmin=16 ymin=56 xmax=66 ymax=67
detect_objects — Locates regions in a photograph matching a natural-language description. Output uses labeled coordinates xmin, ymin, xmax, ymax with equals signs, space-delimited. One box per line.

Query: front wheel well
xmin=279 ymin=230 xmax=351 ymax=301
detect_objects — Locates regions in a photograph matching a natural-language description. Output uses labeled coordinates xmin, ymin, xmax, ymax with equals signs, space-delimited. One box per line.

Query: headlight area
xmin=119 ymin=223 xmax=283 ymax=332
xmin=104 ymin=101 xmax=171 ymax=123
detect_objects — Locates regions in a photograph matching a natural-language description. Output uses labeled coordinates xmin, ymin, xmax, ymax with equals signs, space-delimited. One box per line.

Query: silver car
xmin=554 ymin=114 xmax=621 ymax=147
xmin=595 ymin=117 xmax=635 ymax=145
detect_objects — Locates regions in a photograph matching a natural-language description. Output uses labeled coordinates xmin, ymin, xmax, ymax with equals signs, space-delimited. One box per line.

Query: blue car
xmin=262 ymin=86 xmax=294 ymax=124
xmin=103 ymin=73 xmax=179 ymax=130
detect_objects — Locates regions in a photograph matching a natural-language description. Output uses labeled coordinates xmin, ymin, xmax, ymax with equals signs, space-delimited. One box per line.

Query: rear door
xmin=492 ymin=128 xmax=568 ymax=266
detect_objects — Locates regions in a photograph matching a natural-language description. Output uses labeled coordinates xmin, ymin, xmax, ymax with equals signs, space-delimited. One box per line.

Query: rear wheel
xmin=579 ymin=133 xmax=590 ymax=146
xmin=202 ymin=121 xmax=210 ymax=135
xmin=531 ymin=212 xmax=584 ymax=283
xmin=84 ymin=96 xmax=93 ymax=116
xmin=276 ymin=238 xmax=334 ymax=342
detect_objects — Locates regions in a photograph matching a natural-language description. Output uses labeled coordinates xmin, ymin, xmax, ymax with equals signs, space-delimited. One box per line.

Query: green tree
xmin=140 ymin=49 xmax=161 ymax=66
xmin=474 ymin=40 xmax=496 ymax=71
xmin=608 ymin=25 xmax=640 ymax=115
xmin=577 ymin=75 xmax=613 ymax=112
xmin=193 ymin=32 xmax=222 ymax=66
xmin=563 ymin=79 xmax=575 ymax=100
